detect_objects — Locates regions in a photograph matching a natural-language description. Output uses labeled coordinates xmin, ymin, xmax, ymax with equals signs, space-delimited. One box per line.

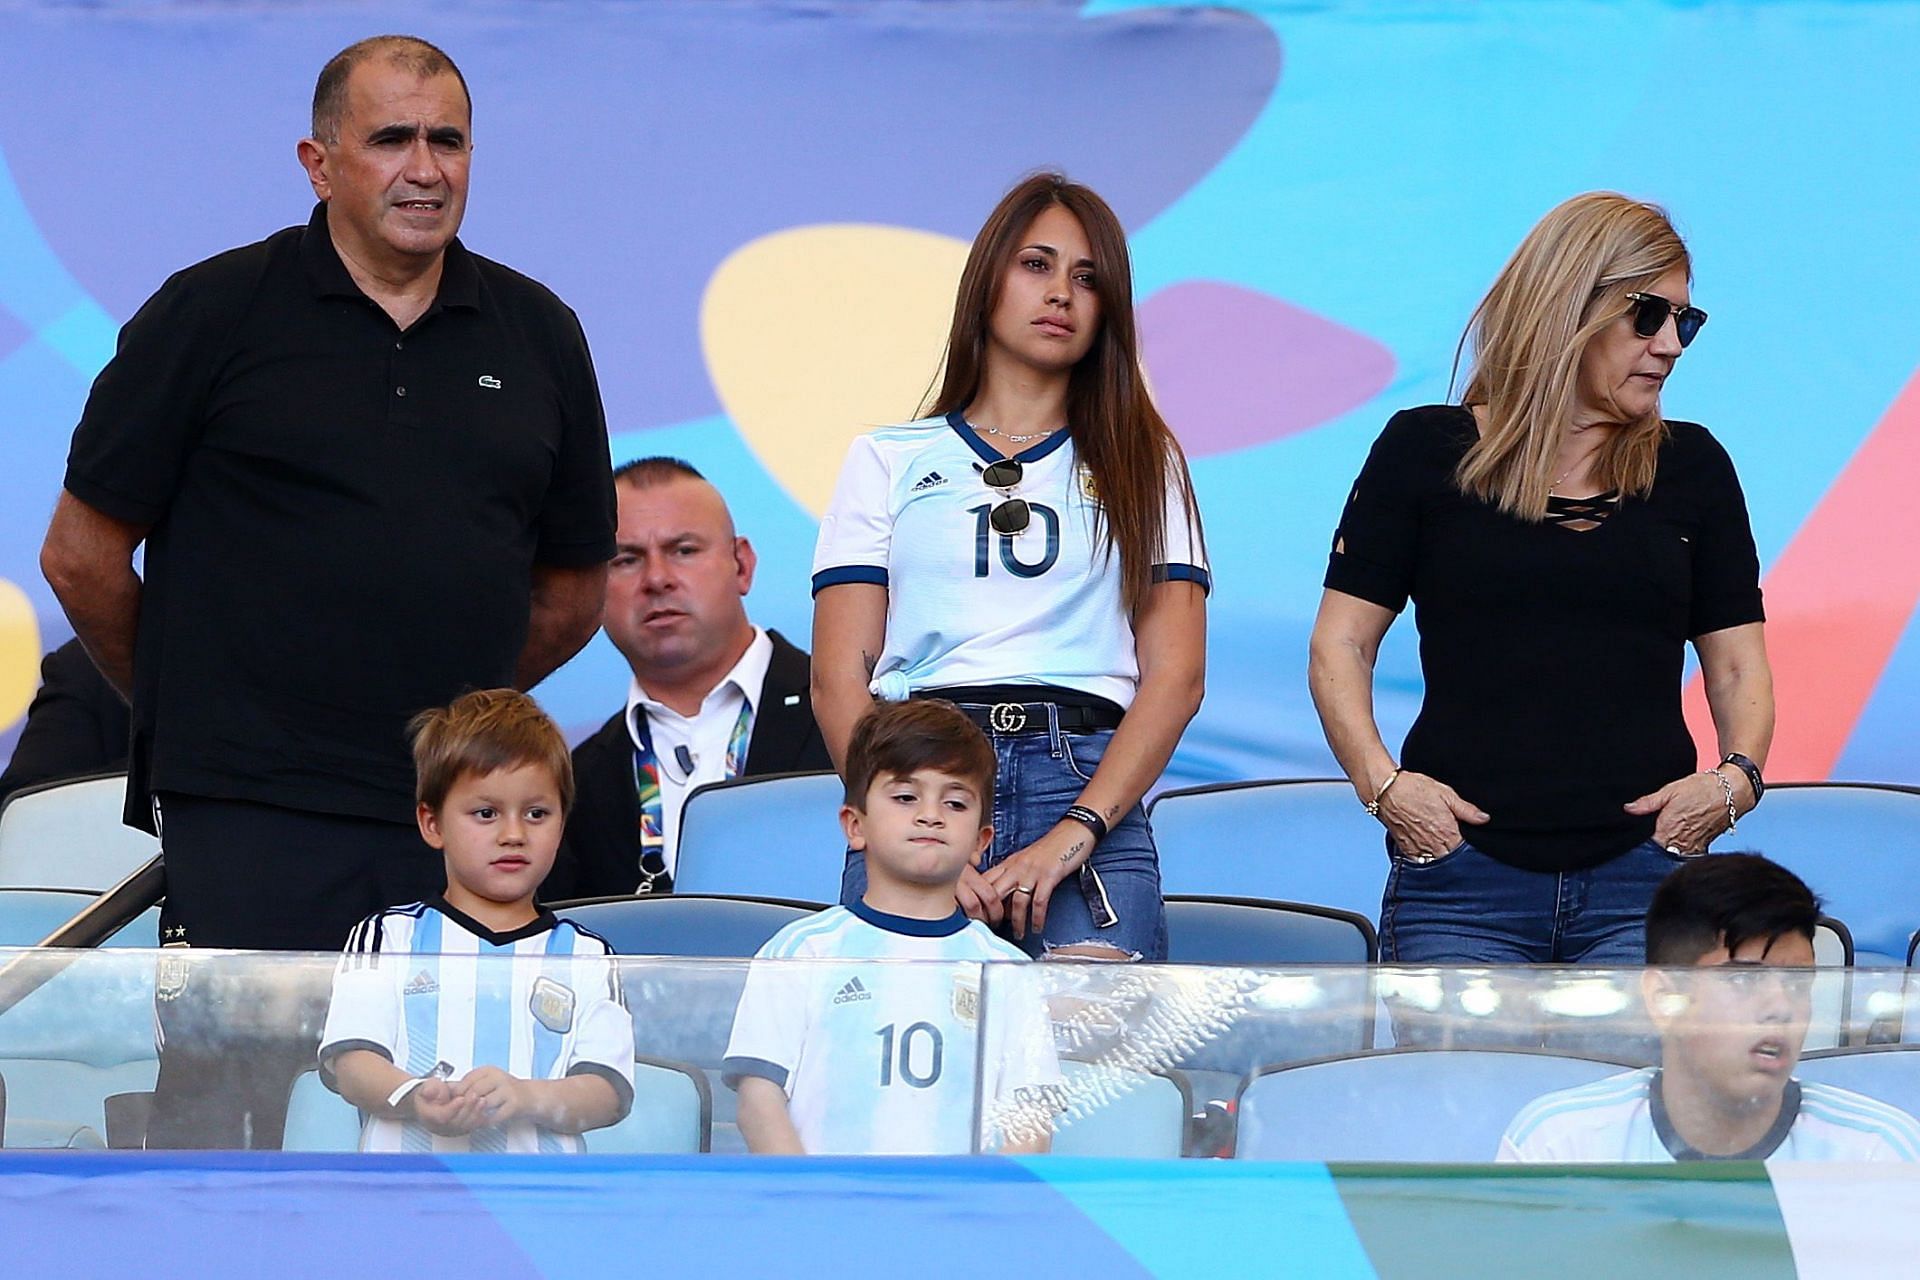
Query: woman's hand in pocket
xmin=1378 ymin=771 xmax=1489 ymax=862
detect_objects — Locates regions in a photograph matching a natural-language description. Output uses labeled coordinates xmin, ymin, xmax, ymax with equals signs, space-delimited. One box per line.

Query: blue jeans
xmin=1380 ymin=836 xmax=1688 ymax=965
xmin=840 ymin=721 xmax=1168 ymax=961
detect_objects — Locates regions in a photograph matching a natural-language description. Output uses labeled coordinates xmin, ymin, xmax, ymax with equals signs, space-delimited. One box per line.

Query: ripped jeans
xmin=839 ymin=722 xmax=1168 ymax=962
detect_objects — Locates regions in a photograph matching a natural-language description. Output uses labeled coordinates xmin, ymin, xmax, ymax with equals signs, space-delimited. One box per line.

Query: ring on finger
xmin=1012 ymin=885 xmax=1035 ymax=895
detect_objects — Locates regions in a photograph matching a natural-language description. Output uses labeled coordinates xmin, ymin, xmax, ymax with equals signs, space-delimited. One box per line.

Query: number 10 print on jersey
xmin=813 ymin=414 xmax=1208 ymax=709
xmin=722 ymin=902 xmax=1061 ymax=1154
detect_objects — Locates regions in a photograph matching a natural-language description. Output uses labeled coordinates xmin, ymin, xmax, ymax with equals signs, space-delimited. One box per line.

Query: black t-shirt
xmin=64 ymin=203 xmax=616 ymax=827
xmin=1324 ymin=405 xmax=1764 ymax=871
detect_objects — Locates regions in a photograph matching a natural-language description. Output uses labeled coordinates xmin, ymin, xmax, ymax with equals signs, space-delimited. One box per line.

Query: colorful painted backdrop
xmin=2 ymin=0 xmax=1916 ymax=788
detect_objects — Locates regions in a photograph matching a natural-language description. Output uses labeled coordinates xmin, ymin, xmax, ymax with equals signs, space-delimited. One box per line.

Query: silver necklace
xmin=975 ymin=422 xmax=1059 ymax=445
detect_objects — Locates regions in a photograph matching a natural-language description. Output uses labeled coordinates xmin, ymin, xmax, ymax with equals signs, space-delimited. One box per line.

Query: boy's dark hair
xmin=843 ymin=700 xmax=996 ymax=812
xmin=613 ymin=456 xmax=705 ymax=488
xmin=409 ymin=688 xmax=575 ymax=816
xmin=1645 ymin=853 xmax=1822 ymax=964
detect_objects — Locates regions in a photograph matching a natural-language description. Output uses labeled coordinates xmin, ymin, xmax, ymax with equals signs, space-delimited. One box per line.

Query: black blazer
xmin=543 ymin=629 xmax=829 ymax=901
xmin=0 ymin=639 xmax=131 ymax=807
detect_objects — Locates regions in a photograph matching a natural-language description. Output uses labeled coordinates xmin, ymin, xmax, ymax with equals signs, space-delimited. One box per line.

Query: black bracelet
xmin=1063 ymin=804 xmax=1110 ymax=843
xmin=1720 ymin=753 xmax=1765 ymax=806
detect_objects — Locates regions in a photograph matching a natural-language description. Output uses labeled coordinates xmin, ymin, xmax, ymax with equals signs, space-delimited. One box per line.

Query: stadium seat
xmin=0 ymin=888 xmax=158 ymax=949
xmin=1149 ymin=780 xmax=1386 ymax=924
xmin=1164 ymin=895 xmax=1377 ymax=965
xmin=586 ymin=1056 xmax=712 ymax=1154
xmin=1730 ymin=783 xmax=1920 ymax=964
xmin=0 ymin=947 xmax=159 ymax=1147
xmin=282 ymin=1056 xmax=713 ymax=1154
xmin=0 ymin=773 xmax=161 ymax=893
xmin=1048 ymin=1061 xmax=1190 ymax=1158
xmin=1807 ymin=916 xmax=1853 ymax=1052
xmin=671 ymin=771 xmax=848 ymax=902
xmin=1160 ymin=895 xmax=1378 ymax=1107
xmin=551 ymin=894 xmax=822 ymax=958
xmin=1796 ymin=1046 xmax=1920 ymax=1119
xmin=1233 ymin=1047 xmax=1631 ymax=1161
xmin=282 ymin=1069 xmax=361 ymax=1152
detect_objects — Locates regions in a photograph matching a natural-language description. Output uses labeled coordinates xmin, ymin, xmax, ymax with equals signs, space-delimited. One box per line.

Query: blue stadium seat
xmin=587 ymin=1057 xmax=712 ymax=1154
xmin=0 ymin=945 xmax=160 ymax=1147
xmin=1796 ymin=1046 xmax=1920 ymax=1119
xmin=1164 ymin=895 xmax=1377 ymax=965
xmin=0 ymin=888 xmax=105 ymax=948
xmin=669 ymin=771 xmax=848 ymax=902
xmin=1808 ymin=916 xmax=1853 ymax=1051
xmin=282 ymin=1069 xmax=361 ymax=1152
xmin=0 ymin=773 xmax=161 ymax=893
xmin=1149 ymin=780 xmax=1386 ymax=925
xmin=1048 ymin=1062 xmax=1190 ymax=1158
xmin=552 ymin=894 xmax=822 ymax=958
xmin=1234 ymin=1048 xmax=1630 ymax=1161
xmin=0 ymin=888 xmax=158 ymax=949
xmin=281 ymin=1057 xmax=713 ymax=1154
xmin=1731 ymin=783 xmax=1920 ymax=964
xmin=1160 ymin=896 xmax=1378 ymax=1104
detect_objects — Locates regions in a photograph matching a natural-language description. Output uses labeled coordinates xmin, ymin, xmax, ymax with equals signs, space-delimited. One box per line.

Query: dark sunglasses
xmin=979 ymin=459 xmax=1031 ymax=536
xmin=1626 ymin=292 xmax=1708 ymax=347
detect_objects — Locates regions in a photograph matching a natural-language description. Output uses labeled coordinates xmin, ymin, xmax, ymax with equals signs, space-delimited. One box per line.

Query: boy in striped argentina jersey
xmin=320 ymin=691 xmax=634 ymax=1153
xmin=724 ymin=700 xmax=1061 ymax=1154
xmin=1501 ymin=855 xmax=1920 ymax=1162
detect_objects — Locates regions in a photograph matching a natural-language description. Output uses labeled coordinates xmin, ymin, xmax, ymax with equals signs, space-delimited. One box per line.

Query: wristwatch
xmin=1719 ymin=753 xmax=1765 ymax=806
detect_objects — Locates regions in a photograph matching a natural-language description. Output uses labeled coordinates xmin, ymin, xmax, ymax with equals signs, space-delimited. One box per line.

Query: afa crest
xmin=530 ymin=976 xmax=576 ymax=1034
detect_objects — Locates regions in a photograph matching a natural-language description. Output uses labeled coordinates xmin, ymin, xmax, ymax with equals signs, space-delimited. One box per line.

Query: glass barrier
xmin=0 ymin=948 xmax=1912 ymax=1162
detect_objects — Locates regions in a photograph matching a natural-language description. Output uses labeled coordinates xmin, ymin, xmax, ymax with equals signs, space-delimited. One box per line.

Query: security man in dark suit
xmin=545 ymin=458 xmax=828 ymax=901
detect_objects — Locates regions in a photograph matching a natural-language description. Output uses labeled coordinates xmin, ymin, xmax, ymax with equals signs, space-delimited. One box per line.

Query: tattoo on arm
xmin=1059 ymin=839 xmax=1087 ymax=865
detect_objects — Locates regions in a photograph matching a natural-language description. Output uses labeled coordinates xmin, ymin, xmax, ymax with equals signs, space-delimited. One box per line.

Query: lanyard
xmin=631 ymin=698 xmax=754 ymax=893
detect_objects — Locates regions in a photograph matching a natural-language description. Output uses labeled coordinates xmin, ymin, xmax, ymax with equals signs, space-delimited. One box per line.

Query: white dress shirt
xmin=625 ymin=627 xmax=773 ymax=876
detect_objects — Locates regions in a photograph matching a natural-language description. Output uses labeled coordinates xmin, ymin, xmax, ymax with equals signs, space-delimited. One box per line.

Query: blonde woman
xmin=1308 ymin=193 xmax=1773 ymax=965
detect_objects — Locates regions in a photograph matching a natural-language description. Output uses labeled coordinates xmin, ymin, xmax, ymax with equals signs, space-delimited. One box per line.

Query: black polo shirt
xmin=65 ymin=202 xmax=615 ymax=828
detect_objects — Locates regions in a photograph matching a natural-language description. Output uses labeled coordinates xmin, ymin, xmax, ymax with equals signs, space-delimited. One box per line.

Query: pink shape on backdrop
xmin=1138 ymin=281 xmax=1396 ymax=457
xmin=1682 ymin=362 xmax=1920 ymax=779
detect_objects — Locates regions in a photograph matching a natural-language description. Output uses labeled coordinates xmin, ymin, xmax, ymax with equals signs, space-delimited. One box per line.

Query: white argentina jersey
xmin=812 ymin=415 xmax=1208 ymax=708
xmin=723 ymin=902 xmax=1062 ymax=1155
xmin=319 ymin=899 xmax=635 ymax=1154
xmin=1499 ymin=1067 xmax=1920 ymax=1163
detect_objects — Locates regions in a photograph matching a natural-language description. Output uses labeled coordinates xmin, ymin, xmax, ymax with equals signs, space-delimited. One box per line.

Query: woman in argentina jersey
xmin=812 ymin=173 xmax=1208 ymax=962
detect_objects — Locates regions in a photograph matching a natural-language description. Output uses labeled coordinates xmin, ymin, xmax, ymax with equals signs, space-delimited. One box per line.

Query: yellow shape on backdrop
xmin=0 ymin=579 xmax=42 ymax=732
xmin=702 ymin=224 xmax=969 ymax=517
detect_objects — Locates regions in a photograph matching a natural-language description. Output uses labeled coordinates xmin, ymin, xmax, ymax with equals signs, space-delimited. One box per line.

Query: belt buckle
xmin=988 ymin=702 xmax=1029 ymax=733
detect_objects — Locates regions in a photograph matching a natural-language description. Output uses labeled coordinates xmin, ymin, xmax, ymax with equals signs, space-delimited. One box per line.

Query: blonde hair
xmin=1454 ymin=192 xmax=1691 ymax=521
xmin=409 ymin=689 xmax=575 ymax=815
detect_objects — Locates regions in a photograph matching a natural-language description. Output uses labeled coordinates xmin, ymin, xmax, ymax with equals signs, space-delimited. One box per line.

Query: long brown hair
xmin=924 ymin=172 xmax=1200 ymax=615
xmin=1455 ymin=192 xmax=1691 ymax=520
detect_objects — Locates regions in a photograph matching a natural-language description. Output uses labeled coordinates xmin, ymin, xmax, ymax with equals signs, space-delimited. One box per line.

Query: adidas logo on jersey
xmin=404 ymin=970 xmax=439 ymax=996
xmin=833 ymin=976 xmax=872 ymax=1005
xmin=910 ymin=471 xmax=948 ymax=492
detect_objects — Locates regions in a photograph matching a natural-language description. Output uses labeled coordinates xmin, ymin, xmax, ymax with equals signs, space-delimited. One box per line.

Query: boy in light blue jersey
xmin=1502 ymin=855 xmax=1920 ymax=1162
xmin=319 ymin=690 xmax=634 ymax=1154
xmin=724 ymin=699 xmax=1061 ymax=1154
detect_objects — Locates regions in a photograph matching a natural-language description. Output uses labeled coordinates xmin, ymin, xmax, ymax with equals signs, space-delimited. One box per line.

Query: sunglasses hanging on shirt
xmin=977 ymin=459 xmax=1032 ymax=536
xmin=1625 ymin=292 xmax=1708 ymax=347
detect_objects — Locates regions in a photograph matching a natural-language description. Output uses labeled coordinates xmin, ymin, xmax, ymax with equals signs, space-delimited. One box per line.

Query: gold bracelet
xmin=1364 ymin=768 xmax=1402 ymax=817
